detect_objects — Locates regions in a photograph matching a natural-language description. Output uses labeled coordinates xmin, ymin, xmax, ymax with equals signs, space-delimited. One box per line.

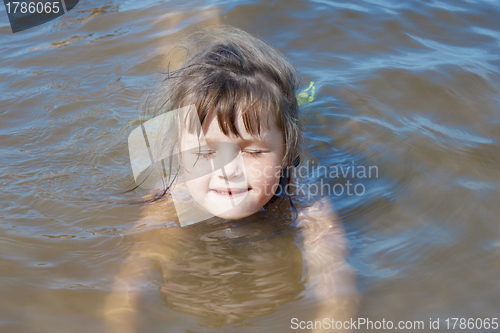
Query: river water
xmin=1 ymin=0 xmax=500 ymax=332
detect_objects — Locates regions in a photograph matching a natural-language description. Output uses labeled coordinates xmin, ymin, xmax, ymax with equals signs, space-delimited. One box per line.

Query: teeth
xmin=214 ymin=189 xmax=246 ymax=195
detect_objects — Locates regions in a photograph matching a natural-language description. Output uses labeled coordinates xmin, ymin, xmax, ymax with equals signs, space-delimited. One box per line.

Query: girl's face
xmin=180 ymin=112 xmax=285 ymax=219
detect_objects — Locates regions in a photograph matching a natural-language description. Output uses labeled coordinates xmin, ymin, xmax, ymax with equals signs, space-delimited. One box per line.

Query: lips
xmin=210 ymin=187 xmax=250 ymax=198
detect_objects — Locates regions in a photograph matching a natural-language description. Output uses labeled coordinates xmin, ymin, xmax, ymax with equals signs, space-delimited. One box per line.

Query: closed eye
xmin=194 ymin=151 xmax=216 ymax=159
xmin=243 ymin=150 xmax=264 ymax=157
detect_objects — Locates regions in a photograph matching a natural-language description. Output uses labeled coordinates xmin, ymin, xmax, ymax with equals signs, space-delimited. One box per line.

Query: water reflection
xmin=2 ymin=0 xmax=500 ymax=331
xmin=148 ymin=211 xmax=304 ymax=327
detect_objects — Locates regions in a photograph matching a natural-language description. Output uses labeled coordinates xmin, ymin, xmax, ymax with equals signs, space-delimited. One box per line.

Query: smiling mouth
xmin=211 ymin=188 xmax=250 ymax=197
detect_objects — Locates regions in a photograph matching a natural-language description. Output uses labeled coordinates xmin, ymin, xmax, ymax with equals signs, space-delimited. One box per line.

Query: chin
xmin=212 ymin=208 xmax=257 ymax=220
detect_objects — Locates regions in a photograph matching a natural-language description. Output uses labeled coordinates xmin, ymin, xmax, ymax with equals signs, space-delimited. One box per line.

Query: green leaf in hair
xmin=297 ymin=81 xmax=316 ymax=106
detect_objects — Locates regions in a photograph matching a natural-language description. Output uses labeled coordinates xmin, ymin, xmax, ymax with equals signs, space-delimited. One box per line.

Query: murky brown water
xmin=1 ymin=0 xmax=500 ymax=332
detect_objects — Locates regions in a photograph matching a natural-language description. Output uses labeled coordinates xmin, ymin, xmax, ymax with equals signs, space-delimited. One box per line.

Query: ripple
xmin=1 ymin=0 xmax=500 ymax=330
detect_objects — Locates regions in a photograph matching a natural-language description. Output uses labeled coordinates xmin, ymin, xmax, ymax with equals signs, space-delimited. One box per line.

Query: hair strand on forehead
xmin=135 ymin=26 xmax=303 ymax=219
xmin=150 ymin=26 xmax=302 ymax=168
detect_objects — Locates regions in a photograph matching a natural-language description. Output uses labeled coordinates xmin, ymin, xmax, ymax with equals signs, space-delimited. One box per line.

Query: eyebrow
xmin=204 ymin=135 xmax=272 ymax=147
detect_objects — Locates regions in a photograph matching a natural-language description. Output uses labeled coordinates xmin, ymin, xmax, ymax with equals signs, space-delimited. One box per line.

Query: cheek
xmin=185 ymin=174 xmax=210 ymax=194
xmin=246 ymin=160 xmax=281 ymax=194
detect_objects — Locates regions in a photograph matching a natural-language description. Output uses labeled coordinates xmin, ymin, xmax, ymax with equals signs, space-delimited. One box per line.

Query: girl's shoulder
xmin=130 ymin=192 xmax=183 ymax=232
xmin=287 ymin=173 xmax=335 ymax=211
xmin=295 ymin=196 xmax=339 ymax=230
xmin=286 ymin=174 xmax=341 ymax=231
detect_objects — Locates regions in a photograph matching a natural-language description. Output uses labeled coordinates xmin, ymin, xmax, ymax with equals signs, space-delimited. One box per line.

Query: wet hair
xmin=142 ymin=26 xmax=302 ymax=212
xmin=152 ymin=26 xmax=301 ymax=166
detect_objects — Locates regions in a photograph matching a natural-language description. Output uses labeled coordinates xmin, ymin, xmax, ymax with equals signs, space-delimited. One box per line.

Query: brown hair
xmin=150 ymin=26 xmax=302 ymax=168
xmin=136 ymin=26 xmax=302 ymax=215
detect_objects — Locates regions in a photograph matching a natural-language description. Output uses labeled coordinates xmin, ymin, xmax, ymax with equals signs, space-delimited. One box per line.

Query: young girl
xmin=105 ymin=26 xmax=358 ymax=332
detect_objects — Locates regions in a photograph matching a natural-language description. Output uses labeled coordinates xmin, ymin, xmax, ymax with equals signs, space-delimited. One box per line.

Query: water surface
xmin=1 ymin=0 xmax=500 ymax=332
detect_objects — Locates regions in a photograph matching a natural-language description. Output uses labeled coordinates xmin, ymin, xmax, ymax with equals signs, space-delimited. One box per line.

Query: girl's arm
xmin=104 ymin=239 xmax=152 ymax=333
xmin=104 ymin=195 xmax=181 ymax=333
xmin=295 ymin=197 xmax=359 ymax=332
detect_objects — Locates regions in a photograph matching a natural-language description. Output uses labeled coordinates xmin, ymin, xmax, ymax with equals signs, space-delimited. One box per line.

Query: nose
xmin=217 ymin=155 xmax=244 ymax=180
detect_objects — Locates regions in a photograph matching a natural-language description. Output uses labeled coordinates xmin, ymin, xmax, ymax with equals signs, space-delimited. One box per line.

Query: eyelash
xmin=243 ymin=150 xmax=263 ymax=157
xmin=195 ymin=150 xmax=264 ymax=159
xmin=195 ymin=151 xmax=216 ymax=159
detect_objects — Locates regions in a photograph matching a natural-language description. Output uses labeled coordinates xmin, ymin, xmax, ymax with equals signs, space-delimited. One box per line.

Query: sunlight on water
xmin=1 ymin=0 xmax=500 ymax=332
